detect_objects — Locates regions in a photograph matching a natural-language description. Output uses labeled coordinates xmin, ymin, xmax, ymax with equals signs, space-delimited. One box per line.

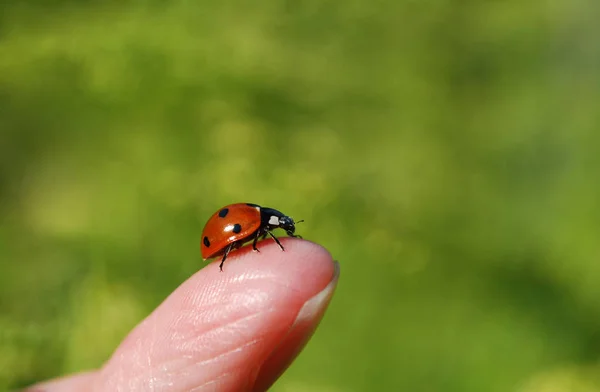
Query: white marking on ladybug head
xmin=268 ymin=215 xmax=280 ymax=226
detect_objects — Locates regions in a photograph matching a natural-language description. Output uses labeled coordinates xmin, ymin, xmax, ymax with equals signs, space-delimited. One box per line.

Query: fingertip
xmin=253 ymin=258 xmax=340 ymax=390
xmin=25 ymin=240 xmax=338 ymax=392
xmin=95 ymin=238 xmax=338 ymax=391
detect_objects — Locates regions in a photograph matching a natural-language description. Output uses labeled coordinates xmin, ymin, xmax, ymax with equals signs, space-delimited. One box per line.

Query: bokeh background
xmin=1 ymin=0 xmax=600 ymax=391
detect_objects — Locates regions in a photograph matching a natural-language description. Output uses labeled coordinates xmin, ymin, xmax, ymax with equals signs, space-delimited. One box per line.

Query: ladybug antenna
xmin=296 ymin=219 xmax=304 ymax=224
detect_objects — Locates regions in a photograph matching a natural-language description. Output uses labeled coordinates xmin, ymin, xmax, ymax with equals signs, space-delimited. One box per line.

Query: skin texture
xmin=24 ymin=239 xmax=339 ymax=392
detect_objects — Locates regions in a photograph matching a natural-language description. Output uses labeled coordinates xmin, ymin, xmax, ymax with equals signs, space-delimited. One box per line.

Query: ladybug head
xmin=280 ymin=216 xmax=304 ymax=238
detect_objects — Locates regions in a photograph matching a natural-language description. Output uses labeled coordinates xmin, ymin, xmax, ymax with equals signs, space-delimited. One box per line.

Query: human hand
xmin=26 ymin=239 xmax=339 ymax=392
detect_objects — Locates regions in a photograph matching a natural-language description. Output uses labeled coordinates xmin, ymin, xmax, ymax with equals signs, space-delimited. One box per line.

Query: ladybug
xmin=201 ymin=203 xmax=303 ymax=271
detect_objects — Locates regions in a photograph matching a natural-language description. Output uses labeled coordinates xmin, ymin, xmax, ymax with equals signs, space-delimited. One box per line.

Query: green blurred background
xmin=1 ymin=0 xmax=600 ymax=391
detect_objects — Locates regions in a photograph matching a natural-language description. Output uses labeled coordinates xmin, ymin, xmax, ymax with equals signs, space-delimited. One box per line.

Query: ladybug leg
xmin=286 ymin=230 xmax=302 ymax=239
xmin=266 ymin=230 xmax=285 ymax=251
xmin=252 ymin=230 xmax=262 ymax=252
xmin=219 ymin=242 xmax=235 ymax=271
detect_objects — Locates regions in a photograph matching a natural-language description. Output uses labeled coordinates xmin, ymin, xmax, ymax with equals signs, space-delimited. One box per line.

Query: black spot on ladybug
xmin=218 ymin=208 xmax=229 ymax=218
xmin=233 ymin=223 xmax=242 ymax=234
xmin=203 ymin=236 xmax=210 ymax=247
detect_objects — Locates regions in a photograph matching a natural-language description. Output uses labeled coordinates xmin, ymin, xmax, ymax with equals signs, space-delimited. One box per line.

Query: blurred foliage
xmin=1 ymin=0 xmax=600 ymax=391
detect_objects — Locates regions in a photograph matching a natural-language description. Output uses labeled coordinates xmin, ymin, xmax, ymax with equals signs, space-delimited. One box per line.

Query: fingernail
xmin=291 ymin=260 xmax=340 ymax=327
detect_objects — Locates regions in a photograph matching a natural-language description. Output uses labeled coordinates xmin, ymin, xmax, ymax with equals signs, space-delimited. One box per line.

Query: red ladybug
xmin=201 ymin=203 xmax=303 ymax=271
